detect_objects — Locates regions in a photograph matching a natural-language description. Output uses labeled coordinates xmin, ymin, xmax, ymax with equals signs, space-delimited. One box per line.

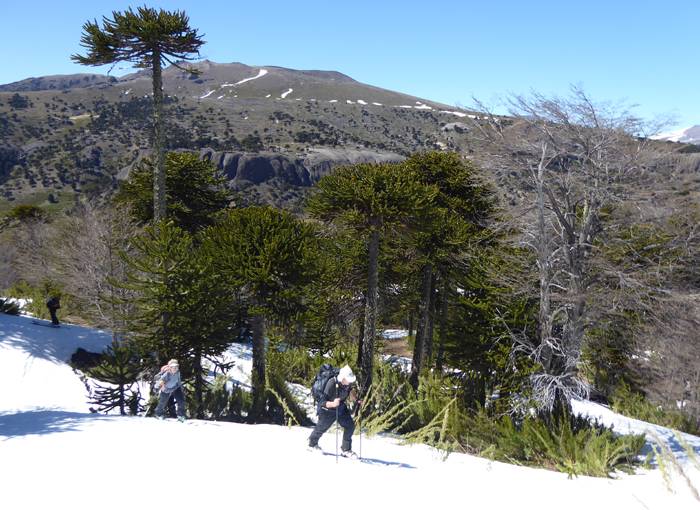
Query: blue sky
xmin=1 ymin=0 xmax=697 ymax=130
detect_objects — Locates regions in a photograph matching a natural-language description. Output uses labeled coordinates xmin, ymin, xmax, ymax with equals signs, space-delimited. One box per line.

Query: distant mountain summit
xmin=0 ymin=61 xmax=475 ymax=209
xmin=651 ymin=125 xmax=700 ymax=145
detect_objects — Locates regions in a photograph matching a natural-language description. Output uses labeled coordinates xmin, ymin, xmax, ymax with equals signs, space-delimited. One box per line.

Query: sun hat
xmin=168 ymin=359 xmax=179 ymax=368
xmin=338 ymin=365 xmax=356 ymax=384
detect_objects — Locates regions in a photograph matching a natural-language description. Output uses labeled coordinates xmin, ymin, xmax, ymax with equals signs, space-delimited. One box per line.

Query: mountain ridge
xmin=651 ymin=125 xmax=700 ymax=145
xmin=0 ymin=61 xmax=472 ymax=212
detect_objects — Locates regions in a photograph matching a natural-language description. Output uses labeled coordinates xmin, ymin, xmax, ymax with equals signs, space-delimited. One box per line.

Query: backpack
xmin=53 ymin=297 xmax=60 ymax=309
xmin=154 ymin=365 xmax=170 ymax=389
xmin=311 ymin=364 xmax=340 ymax=404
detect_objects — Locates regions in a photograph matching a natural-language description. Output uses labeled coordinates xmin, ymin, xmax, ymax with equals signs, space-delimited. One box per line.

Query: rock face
xmin=118 ymin=149 xmax=405 ymax=187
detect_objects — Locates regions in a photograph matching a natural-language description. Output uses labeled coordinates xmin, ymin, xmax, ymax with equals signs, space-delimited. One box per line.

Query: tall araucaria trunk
xmin=151 ymin=49 xmax=167 ymax=223
xmin=251 ymin=312 xmax=266 ymax=409
xmin=409 ymin=261 xmax=433 ymax=390
xmin=359 ymin=228 xmax=379 ymax=397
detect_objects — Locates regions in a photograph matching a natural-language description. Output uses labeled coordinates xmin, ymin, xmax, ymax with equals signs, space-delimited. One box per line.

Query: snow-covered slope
xmin=1 ymin=313 xmax=699 ymax=509
xmin=651 ymin=125 xmax=700 ymax=144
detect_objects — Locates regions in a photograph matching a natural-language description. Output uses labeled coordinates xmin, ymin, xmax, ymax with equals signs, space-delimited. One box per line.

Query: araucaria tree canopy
xmin=71 ymin=6 xmax=205 ymax=223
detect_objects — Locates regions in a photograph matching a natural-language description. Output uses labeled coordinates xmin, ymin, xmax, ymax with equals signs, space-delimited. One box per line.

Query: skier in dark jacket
xmin=45 ymin=296 xmax=60 ymax=327
xmin=308 ymin=365 xmax=362 ymax=457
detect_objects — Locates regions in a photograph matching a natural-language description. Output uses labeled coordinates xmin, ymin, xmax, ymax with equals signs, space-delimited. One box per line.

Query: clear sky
xmin=1 ymin=0 xmax=697 ymax=130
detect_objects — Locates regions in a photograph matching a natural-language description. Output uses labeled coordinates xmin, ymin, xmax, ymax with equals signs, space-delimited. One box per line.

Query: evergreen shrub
xmin=609 ymin=384 xmax=700 ymax=436
xmin=0 ymin=298 xmax=20 ymax=315
xmin=5 ymin=280 xmax=62 ymax=320
xmin=460 ymin=408 xmax=646 ymax=478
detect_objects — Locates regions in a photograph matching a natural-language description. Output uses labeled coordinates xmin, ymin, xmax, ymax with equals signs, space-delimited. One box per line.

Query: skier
xmin=308 ymin=365 xmax=363 ymax=458
xmin=45 ymin=296 xmax=60 ymax=327
xmin=154 ymin=359 xmax=187 ymax=422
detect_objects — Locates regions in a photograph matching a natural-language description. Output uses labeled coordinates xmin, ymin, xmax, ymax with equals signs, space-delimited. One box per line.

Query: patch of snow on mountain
xmin=441 ymin=111 xmax=467 ymax=117
xmin=373 ymin=102 xmax=382 ymax=106
xmin=281 ymin=88 xmax=293 ymax=99
xmin=347 ymin=100 xmax=354 ymax=104
xmin=220 ymin=69 xmax=268 ymax=88
xmin=651 ymin=125 xmax=700 ymax=143
xmin=357 ymin=100 xmax=367 ymax=105
xmin=200 ymin=90 xmax=215 ymax=99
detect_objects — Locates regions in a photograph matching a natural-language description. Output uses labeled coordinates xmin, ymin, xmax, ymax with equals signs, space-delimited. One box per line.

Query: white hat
xmin=338 ymin=365 xmax=356 ymax=384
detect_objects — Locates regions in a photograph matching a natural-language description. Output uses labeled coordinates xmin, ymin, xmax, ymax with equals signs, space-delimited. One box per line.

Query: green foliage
xmin=4 ymin=280 xmax=61 ymax=320
xmin=88 ymin=339 xmax=143 ymax=415
xmin=609 ymin=384 xmax=700 ymax=436
xmin=0 ymin=298 xmax=20 ymax=315
xmin=199 ymin=375 xmax=247 ymax=421
xmin=3 ymin=204 xmax=48 ymax=223
xmin=265 ymin=331 xmax=318 ymax=385
xmin=7 ymin=94 xmax=29 ymax=109
xmin=266 ymin=371 xmax=313 ymax=426
xmin=359 ymin=362 xmax=448 ymax=437
xmin=442 ymin=251 xmax=538 ymax=413
xmin=202 ymin=206 xmax=320 ymax=412
xmin=71 ymin=6 xmax=204 ymax=71
xmin=106 ymin=221 xmax=239 ymax=413
xmin=306 ymin=161 xmax=437 ymax=234
xmin=203 ymin=206 xmax=320 ymax=318
xmin=114 ymin=152 xmax=232 ymax=234
xmin=460 ymin=409 xmax=645 ymax=478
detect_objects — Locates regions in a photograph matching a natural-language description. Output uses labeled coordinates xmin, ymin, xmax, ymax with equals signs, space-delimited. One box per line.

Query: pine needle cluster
xmin=460 ymin=409 xmax=645 ymax=478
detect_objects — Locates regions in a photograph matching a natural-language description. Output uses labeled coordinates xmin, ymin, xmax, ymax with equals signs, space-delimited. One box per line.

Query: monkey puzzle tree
xmin=305 ymin=162 xmax=437 ymax=396
xmin=201 ymin=206 xmax=320 ymax=414
xmin=401 ymin=152 xmax=497 ymax=390
xmin=72 ymin=6 xmax=205 ymax=222
xmin=114 ymin=152 xmax=232 ymax=235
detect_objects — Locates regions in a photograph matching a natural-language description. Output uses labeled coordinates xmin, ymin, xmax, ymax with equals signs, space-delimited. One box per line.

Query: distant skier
xmin=154 ymin=359 xmax=187 ymax=422
xmin=45 ymin=296 xmax=60 ymax=327
xmin=308 ymin=365 xmax=362 ymax=458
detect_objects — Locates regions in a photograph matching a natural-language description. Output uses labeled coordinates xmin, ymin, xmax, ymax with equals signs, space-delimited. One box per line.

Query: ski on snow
xmin=307 ymin=446 xmax=385 ymax=465
xmin=31 ymin=320 xmax=69 ymax=329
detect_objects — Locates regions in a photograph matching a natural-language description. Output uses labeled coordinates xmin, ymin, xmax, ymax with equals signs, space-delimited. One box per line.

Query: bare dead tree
xmin=0 ymin=241 xmax=19 ymax=291
xmin=466 ymin=85 xmax=675 ymax=413
xmin=52 ymin=200 xmax=141 ymax=329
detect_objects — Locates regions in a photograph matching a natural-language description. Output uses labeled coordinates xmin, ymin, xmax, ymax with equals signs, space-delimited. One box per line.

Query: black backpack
xmin=311 ymin=364 xmax=340 ymax=404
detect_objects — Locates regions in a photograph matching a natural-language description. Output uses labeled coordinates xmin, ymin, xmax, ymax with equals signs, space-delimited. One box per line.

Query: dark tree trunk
xmin=425 ymin=270 xmax=438 ymax=362
xmin=195 ymin=348 xmax=203 ymax=419
xmin=359 ymin=229 xmax=379 ymax=397
xmin=435 ymin=278 xmax=449 ymax=372
xmin=409 ymin=262 xmax=433 ymax=390
xmin=151 ymin=50 xmax=167 ymax=223
xmin=251 ymin=312 xmax=266 ymax=409
xmin=356 ymin=314 xmax=365 ymax=371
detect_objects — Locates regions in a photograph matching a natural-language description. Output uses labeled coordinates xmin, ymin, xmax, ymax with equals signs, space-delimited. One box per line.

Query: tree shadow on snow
xmin=0 ymin=409 xmax=117 ymax=439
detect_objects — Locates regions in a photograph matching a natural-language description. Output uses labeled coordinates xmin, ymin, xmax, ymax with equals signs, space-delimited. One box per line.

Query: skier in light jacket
xmin=154 ymin=359 xmax=186 ymax=422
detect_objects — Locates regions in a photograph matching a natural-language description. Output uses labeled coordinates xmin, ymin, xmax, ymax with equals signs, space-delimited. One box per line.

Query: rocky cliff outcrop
xmin=117 ymin=148 xmax=405 ymax=187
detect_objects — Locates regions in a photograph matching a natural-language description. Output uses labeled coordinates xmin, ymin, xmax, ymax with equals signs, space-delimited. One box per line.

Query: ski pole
xmin=335 ymin=380 xmax=339 ymax=464
xmin=358 ymin=404 xmax=362 ymax=460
